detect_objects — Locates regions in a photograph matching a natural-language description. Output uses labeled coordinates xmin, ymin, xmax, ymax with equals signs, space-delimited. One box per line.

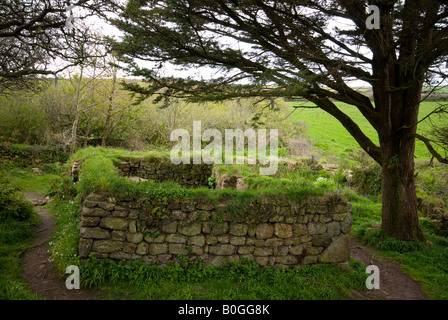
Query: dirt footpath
xmin=21 ymin=192 xmax=100 ymax=300
xmin=350 ymin=238 xmax=428 ymax=300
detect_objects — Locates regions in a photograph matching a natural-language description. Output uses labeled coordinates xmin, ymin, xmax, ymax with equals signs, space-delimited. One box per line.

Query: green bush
xmin=47 ymin=175 xmax=77 ymax=200
xmin=41 ymin=162 xmax=64 ymax=174
xmin=351 ymin=163 xmax=382 ymax=195
xmin=0 ymin=183 xmax=35 ymax=222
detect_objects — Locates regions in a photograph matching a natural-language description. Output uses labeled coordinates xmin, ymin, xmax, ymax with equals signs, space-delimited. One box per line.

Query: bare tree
xmin=0 ymin=0 xmax=115 ymax=93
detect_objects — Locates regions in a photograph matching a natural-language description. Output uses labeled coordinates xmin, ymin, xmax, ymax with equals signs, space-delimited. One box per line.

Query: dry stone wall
xmin=79 ymin=193 xmax=353 ymax=268
xmin=117 ymin=157 xmax=213 ymax=188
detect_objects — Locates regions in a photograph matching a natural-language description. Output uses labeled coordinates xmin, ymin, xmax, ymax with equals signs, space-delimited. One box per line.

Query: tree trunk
xmin=380 ymin=144 xmax=425 ymax=241
xmin=379 ymin=84 xmax=426 ymax=241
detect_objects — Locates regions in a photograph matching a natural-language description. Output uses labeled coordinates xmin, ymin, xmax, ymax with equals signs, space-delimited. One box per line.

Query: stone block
xmin=229 ymin=236 xmax=245 ymax=245
xmin=92 ymin=240 xmax=124 ymax=253
xmin=123 ymin=243 xmax=137 ymax=254
xmin=211 ymin=222 xmax=228 ymax=235
xmin=274 ymin=223 xmax=293 ymax=238
xmin=217 ymin=235 xmax=230 ymax=243
xmin=208 ymin=244 xmax=235 ymax=256
xmin=229 ymin=223 xmax=248 ymax=236
xmin=150 ymin=243 xmax=168 ymax=255
xmin=99 ymin=217 xmax=128 ymax=231
xmin=178 ymin=222 xmax=202 ymax=236
xmin=327 ymin=221 xmax=341 ymax=237
xmin=264 ymin=238 xmax=284 ymax=247
xmin=171 ymin=210 xmax=186 ymax=220
xmin=196 ymin=202 xmax=215 ymax=211
xmin=166 ymin=234 xmax=186 ymax=244
xmin=238 ymin=246 xmax=254 ymax=255
xmin=293 ymin=224 xmax=307 ymax=236
xmin=340 ymin=214 xmax=352 ymax=234
xmin=129 ymin=220 xmax=137 ymax=233
xmin=81 ymin=207 xmax=110 ymax=217
xmin=205 ymin=235 xmax=217 ymax=245
xmin=319 ymin=235 xmax=351 ymax=263
xmin=80 ymin=227 xmax=110 ymax=239
xmin=169 ymin=244 xmax=188 ymax=255
xmin=255 ymin=224 xmax=274 ymax=239
xmin=188 ymin=235 xmax=205 ymax=246
xmin=254 ymin=247 xmax=273 ymax=256
xmin=111 ymin=231 xmax=126 ymax=241
xmin=311 ymin=234 xmax=332 ymax=247
xmin=80 ymin=217 xmax=100 ymax=227
xmin=275 ymin=255 xmax=298 ymax=265
xmin=127 ymin=233 xmax=143 ymax=244
xmin=181 ymin=203 xmax=195 ymax=212
xmin=136 ymin=242 xmax=149 ymax=255
xmin=79 ymin=239 xmax=92 ymax=258
xmin=308 ymin=223 xmax=326 ymax=235
xmin=289 ymin=245 xmax=304 ymax=255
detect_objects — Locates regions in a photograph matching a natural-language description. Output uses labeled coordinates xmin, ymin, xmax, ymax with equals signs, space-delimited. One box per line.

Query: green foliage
xmin=77 ymin=255 xmax=366 ymax=300
xmin=357 ymin=228 xmax=426 ymax=253
xmin=350 ymin=160 xmax=382 ymax=196
xmin=0 ymin=183 xmax=35 ymax=222
xmin=0 ymin=143 xmax=69 ymax=168
xmin=415 ymin=162 xmax=448 ymax=206
xmin=0 ymin=219 xmax=41 ymax=300
xmin=47 ymin=175 xmax=77 ymax=200
xmin=41 ymin=162 xmax=64 ymax=175
xmin=47 ymin=198 xmax=81 ymax=273
xmin=0 ymin=141 xmax=41 ymax=298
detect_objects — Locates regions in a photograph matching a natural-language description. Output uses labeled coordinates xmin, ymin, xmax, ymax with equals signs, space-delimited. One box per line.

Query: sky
xmin=62 ymin=4 xmax=371 ymax=89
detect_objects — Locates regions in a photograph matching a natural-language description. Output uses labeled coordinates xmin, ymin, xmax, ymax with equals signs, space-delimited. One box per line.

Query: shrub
xmin=47 ymin=175 xmax=77 ymax=200
xmin=348 ymin=150 xmax=382 ymax=195
xmin=0 ymin=183 xmax=35 ymax=222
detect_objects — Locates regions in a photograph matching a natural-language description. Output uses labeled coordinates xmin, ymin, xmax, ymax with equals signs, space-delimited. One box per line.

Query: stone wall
xmin=79 ymin=193 xmax=353 ymax=269
xmin=117 ymin=157 xmax=213 ymax=188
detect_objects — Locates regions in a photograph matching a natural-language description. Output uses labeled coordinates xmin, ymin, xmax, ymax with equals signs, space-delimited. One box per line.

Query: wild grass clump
xmin=78 ymin=255 xmax=367 ymax=300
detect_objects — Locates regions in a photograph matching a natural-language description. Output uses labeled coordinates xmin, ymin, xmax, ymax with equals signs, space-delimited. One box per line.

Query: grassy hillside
xmin=287 ymin=101 xmax=448 ymax=160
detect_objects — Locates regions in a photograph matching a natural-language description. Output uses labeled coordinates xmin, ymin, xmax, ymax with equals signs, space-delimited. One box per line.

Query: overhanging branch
xmin=413 ymin=133 xmax=448 ymax=164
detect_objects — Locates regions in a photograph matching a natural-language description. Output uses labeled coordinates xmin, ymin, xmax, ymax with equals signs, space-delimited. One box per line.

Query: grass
xmin=288 ymin=101 xmax=448 ymax=160
xmin=79 ymin=257 xmax=367 ymax=300
xmin=0 ymin=218 xmax=41 ymax=300
xmin=4 ymin=166 xmax=61 ymax=195
xmin=0 ymin=185 xmax=41 ymax=300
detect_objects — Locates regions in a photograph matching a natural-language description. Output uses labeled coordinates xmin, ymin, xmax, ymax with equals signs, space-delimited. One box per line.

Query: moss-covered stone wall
xmin=79 ymin=193 xmax=353 ymax=269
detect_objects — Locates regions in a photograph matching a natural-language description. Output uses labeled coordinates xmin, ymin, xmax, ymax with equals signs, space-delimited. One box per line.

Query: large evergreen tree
xmin=111 ymin=0 xmax=448 ymax=241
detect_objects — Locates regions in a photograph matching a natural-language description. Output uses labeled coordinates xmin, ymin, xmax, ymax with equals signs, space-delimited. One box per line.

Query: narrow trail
xmin=21 ymin=192 xmax=100 ymax=300
xmin=350 ymin=238 xmax=428 ymax=300
xmin=20 ymin=192 xmax=428 ymax=300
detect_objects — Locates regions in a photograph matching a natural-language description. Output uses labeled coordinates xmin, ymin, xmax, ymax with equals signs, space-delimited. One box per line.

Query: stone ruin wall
xmin=78 ymin=193 xmax=353 ymax=269
xmin=117 ymin=157 xmax=213 ymax=188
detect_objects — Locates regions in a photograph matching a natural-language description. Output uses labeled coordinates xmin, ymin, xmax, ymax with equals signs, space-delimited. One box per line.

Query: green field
xmin=287 ymin=101 xmax=448 ymax=160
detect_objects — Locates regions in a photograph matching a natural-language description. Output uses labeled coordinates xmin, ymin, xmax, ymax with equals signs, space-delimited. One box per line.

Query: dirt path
xmin=20 ymin=192 xmax=428 ymax=300
xmin=21 ymin=192 xmax=101 ymax=300
xmin=350 ymin=238 xmax=428 ymax=300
